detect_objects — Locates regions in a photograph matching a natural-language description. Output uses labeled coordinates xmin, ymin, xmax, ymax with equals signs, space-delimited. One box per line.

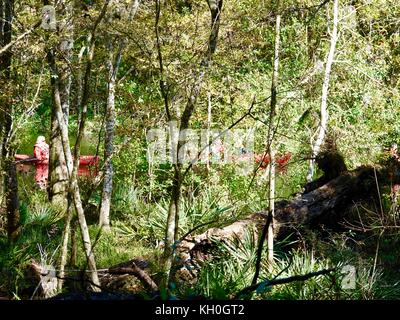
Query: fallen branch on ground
xmin=235 ymin=268 xmax=336 ymax=298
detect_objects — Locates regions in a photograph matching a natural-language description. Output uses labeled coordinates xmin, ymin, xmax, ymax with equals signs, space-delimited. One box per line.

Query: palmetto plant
xmin=193 ymin=229 xmax=259 ymax=299
xmin=112 ymin=184 xmax=142 ymax=216
xmin=151 ymin=189 xmax=233 ymax=240
xmin=193 ymin=236 xmax=349 ymax=300
xmin=25 ymin=203 xmax=63 ymax=227
xmin=114 ymin=183 xmax=235 ymax=245
xmin=265 ymin=250 xmax=340 ymax=300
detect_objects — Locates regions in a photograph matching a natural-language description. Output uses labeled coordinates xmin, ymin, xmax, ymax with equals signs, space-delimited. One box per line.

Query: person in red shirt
xmin=33 ymin=136 xmax=49 ymax=189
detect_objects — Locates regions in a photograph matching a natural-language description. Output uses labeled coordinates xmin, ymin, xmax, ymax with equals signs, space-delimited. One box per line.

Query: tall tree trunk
xmin=56 ymin=0 xmax=114 ymax=291
xmin=0 ymin=0 xmax=20 ymax=243
xmin=154 ymin=2 xmax=173 ymax=285
xmin=48 ymin=0 xmax=73 ymax=207
xmin=0 ymin=0 xmax=5 ymax=208
xmin=0 ymin=0 xmax=3 ymax=206
xmin=55 ymin=0 xmax=76 ymax=291
xmin=47 ymin=49 xmax=101 ymax=291
xmin=156 ymin=0 xmax=223 ymax=292
xmin=267 ymin=10 xmax=281 ymax=266
xmin=56 ymin=0 xmax=112 ymax=291
xmin=99 ymin=0 xmax=140 ymax=231
xmin=99 ymin=39 xmax=118 ymax=231
xmin=307 ymin=0 xmax=339 ymax=182
xmin=252 ymin=4 xmax=280 ymax=281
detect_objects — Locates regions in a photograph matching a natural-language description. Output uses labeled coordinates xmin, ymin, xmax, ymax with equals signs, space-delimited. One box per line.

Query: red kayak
xmin=15 ymin=154 xmax=100 ymax=177
xmin=79 ymin=155 xmax=100 ymax=166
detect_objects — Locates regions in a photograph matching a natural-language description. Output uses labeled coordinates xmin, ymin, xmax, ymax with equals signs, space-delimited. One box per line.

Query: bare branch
xmin=236 ymin=268 xmax=335 ymax=298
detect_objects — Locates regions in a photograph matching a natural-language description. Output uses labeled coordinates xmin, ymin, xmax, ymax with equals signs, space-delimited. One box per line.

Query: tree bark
xmin=55 ymin=0 xmax=80 ymax=292
xmin=47 ymin=49 xmax=101 ymax=291
xmin=4 ymin=157 xmax=20 ymax=242
xmin=0 ymin=0 xmax=20 ymax=243
xmin=267 ymin=148 xmax=275 ymax=264
xmin=55 ymin=0 xmax=112 ymax=291
xmin=99 ymin=39 xmax=118 ymax=231
xmin=307 ymin=0 xmax=339 ymax=182
xmin=0 ymin=0 xmax=6 ymax=208
xmin=57 ymin=198 xmax=73 ymax=291
xmin=253 ymin=7 xmax=280 ymax=284
xmin=0 ymin=0 xmax=5 ymax=208
xmin=267 ymin=9 xmax=280 ymax=266
xmin=48 ymin=0 xmax=73 ymax=207
xmin=99 ymin=0 xmax=140 ymax=230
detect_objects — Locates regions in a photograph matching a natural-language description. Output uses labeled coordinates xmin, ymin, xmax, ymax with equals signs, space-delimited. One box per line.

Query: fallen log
xmin=175 ymin=166 xmax=383 ymax=280
xmin=274 ymin=165 xmax=379 ymax=236
xmin=25 ymin=257 xmax=158 ymax=299
xmin=95 ymin=258 xmax=158 ymax=294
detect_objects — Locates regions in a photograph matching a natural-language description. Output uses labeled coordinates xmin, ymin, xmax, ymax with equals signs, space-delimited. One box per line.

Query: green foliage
xmin=194 ymin=229 xmax=258 ymax=299
xmin=2 ymin=0 xmax=400 ymax=299
xmin=0 ymin=193 xmax=63 ymax=296
xmin=0 ymin=238 xmax=31 ymax=296
xmin=265 ymin=250 xmax=341 ymax=300
xmin=112 ymin=182 xmax=235 ymax=247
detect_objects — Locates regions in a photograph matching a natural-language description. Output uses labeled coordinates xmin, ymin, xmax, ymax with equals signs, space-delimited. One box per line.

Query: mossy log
xmin=175 ymin=165 xmax=384 ymax=280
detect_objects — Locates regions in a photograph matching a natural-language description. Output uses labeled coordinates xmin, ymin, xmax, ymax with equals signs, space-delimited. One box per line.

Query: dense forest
xmin=0 ymin=0 xmax=399 ymax=300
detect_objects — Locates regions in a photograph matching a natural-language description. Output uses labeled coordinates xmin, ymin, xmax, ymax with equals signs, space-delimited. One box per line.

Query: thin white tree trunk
xmin=99 ymin=40 xmax=117 ymax=231
xmin=267 ymin=11 xmax=281 ymax=266
xmin=307 ymin=0 xmax=339 ymax=182
xmin=267 ymin=149 xmax=275 ymax=265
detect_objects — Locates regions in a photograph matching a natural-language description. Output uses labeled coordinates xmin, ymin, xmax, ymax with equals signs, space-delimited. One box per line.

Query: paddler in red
xmin=33 ymin=136 xmax=49 ymax=189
